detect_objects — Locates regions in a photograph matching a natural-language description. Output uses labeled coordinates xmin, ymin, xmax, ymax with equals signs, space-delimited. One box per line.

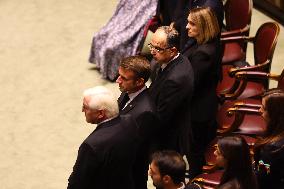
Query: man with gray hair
xmin=68 ymin=86 xmax=138 ymax=189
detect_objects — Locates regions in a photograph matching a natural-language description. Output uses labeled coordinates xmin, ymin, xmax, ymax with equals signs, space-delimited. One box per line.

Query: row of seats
xmin=142 ymin=0 xmax=281 ymax=187
xmin=191 ymin=0 xmax=281 ymax=187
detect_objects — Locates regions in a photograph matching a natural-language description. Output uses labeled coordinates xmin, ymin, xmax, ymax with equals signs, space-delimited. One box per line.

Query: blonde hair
xmin=189 ymin=7 xmax=220 ymax=44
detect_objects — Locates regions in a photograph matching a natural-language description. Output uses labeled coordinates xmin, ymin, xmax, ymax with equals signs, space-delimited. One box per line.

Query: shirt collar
xmin=97 ymin=116 xmax=118 ymax=127
xmin=177 ymin=182 xmax=185 ymax=189
xmin=127 ymin=86 xmax=146 ymax=103
xmin=161 ymin=53 xmax=180 ymax=70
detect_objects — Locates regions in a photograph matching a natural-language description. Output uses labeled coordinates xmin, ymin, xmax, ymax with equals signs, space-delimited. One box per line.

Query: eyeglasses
xmin=148 ymin=43 xmax=172 ymax=52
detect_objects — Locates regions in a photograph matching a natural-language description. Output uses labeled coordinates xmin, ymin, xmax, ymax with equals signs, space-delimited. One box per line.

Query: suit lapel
xmin=150 ymin=55 xmax=181 ymax=87
xmin=119 ymin=89 xmax=147 ymax=114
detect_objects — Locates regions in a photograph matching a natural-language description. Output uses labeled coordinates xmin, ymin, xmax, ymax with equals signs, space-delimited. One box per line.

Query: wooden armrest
xmin=233 ymin=102 xmax=262 ymax=109
xmin=221 ymin=25 xmax=250 ymax=38
xmin=235 ymin=71 xmax=280 ymax=81
xmin=229 ymin=59 xmax=270 ymax=77
xmin=221 ymin=36 xmax=253 ymax=44
xmin=193 ymin=177 xmax=220 ymax=186
xmin=218 ymin=107 xmax=261 ymax=135
xmin=227 ymin=107 xmax=261 ymax=116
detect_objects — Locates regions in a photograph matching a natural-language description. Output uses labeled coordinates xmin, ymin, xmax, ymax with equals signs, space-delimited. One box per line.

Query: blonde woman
xmin=182 ymin=7 xmax=222 ymax=178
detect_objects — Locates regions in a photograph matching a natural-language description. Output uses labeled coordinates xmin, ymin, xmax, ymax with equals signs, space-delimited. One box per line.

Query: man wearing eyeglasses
xmin=116 ymin=55 xmax=158 ymax=189
xmin=148 ymin=25 xmax=194 ymax=165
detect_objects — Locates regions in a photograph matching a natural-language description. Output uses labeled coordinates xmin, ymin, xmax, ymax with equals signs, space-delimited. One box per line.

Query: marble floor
xmin=0 ymin=1 xmax=282 ymax=188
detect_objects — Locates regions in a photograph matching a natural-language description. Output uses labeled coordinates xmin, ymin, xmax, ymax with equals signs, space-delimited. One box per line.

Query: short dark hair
xmin=157 ymin=25 xmax=180 ymax=50
xmin=151 ymin=150 xmax=186 ymax=185
xmin=119 ymin=55 xmax=151 ymax=82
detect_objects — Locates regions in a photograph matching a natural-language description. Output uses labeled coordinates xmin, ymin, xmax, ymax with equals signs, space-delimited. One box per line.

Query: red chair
xmin=217 ymin=22 xmax=280 ymax=99
xmin=137 ymin=16 xmax=160 ymax=54
xmin=190 ymin=170 xmax=223 ymax=189
xmin=216 ymin=68 xmax=284 ymax=137
xmin=221 ymin=0 xmax=253 ymax=64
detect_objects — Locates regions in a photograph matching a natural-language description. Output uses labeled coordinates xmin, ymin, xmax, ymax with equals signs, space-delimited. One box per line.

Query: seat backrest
xmin=224 ymin=0 xmax=253 ymax=33
xmin=224 ymin=0 xmax=252 ymax=55
xmin=254 ymin=22 xmax=280 ymax=69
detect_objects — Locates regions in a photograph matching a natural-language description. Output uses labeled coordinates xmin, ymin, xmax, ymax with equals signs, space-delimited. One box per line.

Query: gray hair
xmin=83 ymin=86 xmax=119 ymax=118
xmin=157 ymin=24 xmax=180 ymax=50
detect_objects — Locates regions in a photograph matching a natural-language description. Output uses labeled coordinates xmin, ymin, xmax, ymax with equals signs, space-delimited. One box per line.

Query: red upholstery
xmin=224 ymin=0 xmax=252 ymax=31
xmin=218 ymin=22 xmax=280 ymax=100
xmin=216 ymin=65 xmax=235 ymax=94
xmin=222 ymin=43 xmax=245 ymax=64
xmin=253 ymin=23 xmax=280 ymax=70
xmin=217 ymin=98 xmax=261 ymax=129
xmin=221 ymin=0 xmax=252 ymax=65
xmin=192 ymin=170 xmax=223 ymax=189
xmin=142 ymin=16 xmax=160 ymax=37
xmin=217 ymin=98 xmax=266 ymax=136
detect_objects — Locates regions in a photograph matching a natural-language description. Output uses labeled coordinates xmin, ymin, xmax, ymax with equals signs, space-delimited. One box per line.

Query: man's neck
xmin=160 ymin=53 xmax=180 ymax=70
xmin=164 ymin=182 xmax=184 ymax=189
xmin=128 ymin=85 xmax=145 ymax=94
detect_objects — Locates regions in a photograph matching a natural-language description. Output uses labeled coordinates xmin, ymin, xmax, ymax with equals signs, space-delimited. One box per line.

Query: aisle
xmin=0 ymin=1 xmax=283 ymax=188
xmin=0 ymin=1 xmax=117 ymax=188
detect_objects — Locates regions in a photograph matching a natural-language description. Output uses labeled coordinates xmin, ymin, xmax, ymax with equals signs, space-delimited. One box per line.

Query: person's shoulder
xmin=218 ymin=179 xmax=240 ymax=189
xmin=199 ymin=39 xmax=220 ymax=53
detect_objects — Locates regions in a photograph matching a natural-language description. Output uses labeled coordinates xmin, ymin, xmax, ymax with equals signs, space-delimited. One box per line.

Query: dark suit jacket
xmin=156 ymin=0 xmax=188 ymax=27
xmin=149 ymin=54 xmax=194 ymax=157
xmin=67 ymin=115 xmax=138 ymax=189
xmin=183 ymin=38 xmax=221 ymax=124
xmin=182 ymin=38 xmax=222 ymax=178
xmin=118 ymin=89 xmax=158 ymax=189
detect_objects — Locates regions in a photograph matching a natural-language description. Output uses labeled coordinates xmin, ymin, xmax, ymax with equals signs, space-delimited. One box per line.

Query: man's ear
xmin=171 ymin=46 xmax=178 ymax=54
xmin=162 ymin=175 xmax=172 ymax=184
xmin=97 ymin=110 xmax=105 ymax=119
xmin=136 ymin=77 xmax=145 ymax=87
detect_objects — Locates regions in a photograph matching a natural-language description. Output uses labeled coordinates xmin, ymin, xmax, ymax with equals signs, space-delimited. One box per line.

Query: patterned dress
xmin=89 ymin=0 xmax=158 ymax=81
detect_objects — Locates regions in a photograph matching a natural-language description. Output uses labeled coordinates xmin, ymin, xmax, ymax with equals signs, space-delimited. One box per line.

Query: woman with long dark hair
xmin=215 ymin=136 xmax=258 ymax=189
xmin=254 ymin=90 xmax=284 ymax=188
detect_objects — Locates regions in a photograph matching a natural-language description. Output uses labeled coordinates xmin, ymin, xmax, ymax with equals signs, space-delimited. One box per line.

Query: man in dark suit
xmin=116 ymin=55 xmax=158 ymax=189
xmin=67 ymin=86 xmax=138 ymax=189
xmin=148 ymin=26 xmax=194 ymax=163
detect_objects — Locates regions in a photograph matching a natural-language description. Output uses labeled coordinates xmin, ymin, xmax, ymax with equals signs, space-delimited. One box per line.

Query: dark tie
xmin=120 ymin=93 xmax=130 ymax=110
xmin=155 ymin=68 xmax=163 ymax=80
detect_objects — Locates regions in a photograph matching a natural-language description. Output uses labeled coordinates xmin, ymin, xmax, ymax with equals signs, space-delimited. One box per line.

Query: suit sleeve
xmin=67 ymin=143 xmax=100 ymax=189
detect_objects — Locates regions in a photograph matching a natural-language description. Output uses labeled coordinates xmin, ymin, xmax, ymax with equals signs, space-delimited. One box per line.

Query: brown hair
xmin=119 ymin=55 xmax=151 ymax=82
xmin=257 ymin=89 xmax=284 ymax=147
xmin=188 ymin=7 xmax=220 ymax=44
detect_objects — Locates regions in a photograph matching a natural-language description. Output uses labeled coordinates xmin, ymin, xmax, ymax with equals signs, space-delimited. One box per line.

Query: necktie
xmin=120 ymin=93 xmax=130 ymax=110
